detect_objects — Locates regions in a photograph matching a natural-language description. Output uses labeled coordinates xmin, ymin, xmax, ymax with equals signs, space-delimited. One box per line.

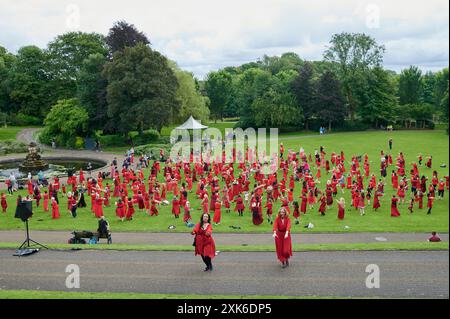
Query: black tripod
xmin=18 ymin=219 xmax=48 ymax=250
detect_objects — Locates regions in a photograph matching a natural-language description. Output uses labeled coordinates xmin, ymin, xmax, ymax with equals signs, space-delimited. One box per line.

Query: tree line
xmin=0 ymin=21 xmax=209 ymax=147
xmin=0 ymin=27 xmax=448 ymax=147
xmin=205 ymin=33 xmax=449 ymax=132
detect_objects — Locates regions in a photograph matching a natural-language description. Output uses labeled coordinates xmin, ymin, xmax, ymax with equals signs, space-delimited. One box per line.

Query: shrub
xmin=75 ymin=137 xmax=85 ymax=149
xmin=0 ymin=141 xmax=28 ymax=155
xmin=10 ymin=113 xmax=42 ymax=126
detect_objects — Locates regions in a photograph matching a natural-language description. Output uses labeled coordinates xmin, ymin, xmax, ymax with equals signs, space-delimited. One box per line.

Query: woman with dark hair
xmin=273 ymin=208 xmax=293 ymax=268
xmin=192 ymin=213 xmax=216 ymax=272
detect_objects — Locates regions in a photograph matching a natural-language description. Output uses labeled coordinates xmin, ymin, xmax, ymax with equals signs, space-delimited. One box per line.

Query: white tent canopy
xmin=175 ymin=116 xmax=208 ymax=130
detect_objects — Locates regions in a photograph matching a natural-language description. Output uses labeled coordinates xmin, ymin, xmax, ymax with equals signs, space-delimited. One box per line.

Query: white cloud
xmin=0 ymin=0 xmax=448 ymax=78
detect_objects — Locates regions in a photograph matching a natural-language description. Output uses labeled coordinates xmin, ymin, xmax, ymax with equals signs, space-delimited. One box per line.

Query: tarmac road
xmin=0 ymin=249 xmax=447 ymax=298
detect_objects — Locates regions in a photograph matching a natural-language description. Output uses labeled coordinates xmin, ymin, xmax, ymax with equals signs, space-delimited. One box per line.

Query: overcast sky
xmin=0 ymin=0 xmax=448 ymax=79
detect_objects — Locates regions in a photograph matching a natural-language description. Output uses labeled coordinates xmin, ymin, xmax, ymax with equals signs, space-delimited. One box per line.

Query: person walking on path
xmin=273 ymin=207 xmax=293 ymax=269
xmin=192 ymin=213 xmax=216 ymax=272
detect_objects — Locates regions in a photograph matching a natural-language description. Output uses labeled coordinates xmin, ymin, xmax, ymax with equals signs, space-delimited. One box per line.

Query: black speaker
xmin=15 ymin=200 xmax=33 ymax=222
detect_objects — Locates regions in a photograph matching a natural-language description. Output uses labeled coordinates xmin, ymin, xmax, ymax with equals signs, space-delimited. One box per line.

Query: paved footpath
xmin=0 ymin=230 xmax=447 ymax=246
xmin=0 ymin=250 xmax=447 ymax=298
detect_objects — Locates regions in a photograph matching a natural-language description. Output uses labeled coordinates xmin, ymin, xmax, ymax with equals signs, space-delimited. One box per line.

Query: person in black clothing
xmin=97 ymin=216 xmax=110 ymax=237
xmin=77 ymin=190 xmax=87 ymax=208
xmin=388 ymin=138 xmax=393 ymax=150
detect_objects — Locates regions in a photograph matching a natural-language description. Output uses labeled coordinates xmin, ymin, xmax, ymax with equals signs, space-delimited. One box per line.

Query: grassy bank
xmin=0 ymin=241 xmax=447 ymax=252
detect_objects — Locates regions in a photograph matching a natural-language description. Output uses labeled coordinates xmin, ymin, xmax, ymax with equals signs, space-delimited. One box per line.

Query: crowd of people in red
xmin=1 ymin=139 xmax=448 ymax=268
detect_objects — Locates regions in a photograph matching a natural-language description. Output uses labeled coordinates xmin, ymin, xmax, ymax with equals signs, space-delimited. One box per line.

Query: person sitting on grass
xmin=428 ymin=232 xmax=441 ymax=242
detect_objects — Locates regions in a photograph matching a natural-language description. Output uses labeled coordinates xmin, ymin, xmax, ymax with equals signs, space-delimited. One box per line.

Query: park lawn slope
xmin=1 ymin=130 xmax=448 ymax=233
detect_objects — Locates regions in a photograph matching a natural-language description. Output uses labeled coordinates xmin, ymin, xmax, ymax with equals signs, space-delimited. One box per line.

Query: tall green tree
xmin=252 ymin=88 xmax=300 ymax=127
xmin=291 ymin=62 xmax=316 ymax=130
xmin=235 ymin=68 xmax=273 ymax=127
xmin=324 ymin=32 xmax=385 ymax=119
xmin=0 ymin=46 xmax=16 ymax=114
xmin=205 ymin=70 xmax=232 ymax=122
xmin=103 ymin=43 xmax=179 ymax=135
xmin=170 ymin=62 xmax=210 ymax=123
xmin=421 ymin=71 xmax=436 ymax=105
xmin=47 ymin=32 xmax=108 ymax=101
xmin=358 ymin=67 xmax=397 ymax=127
xmin=77 ymin=53 xmax=108 ymax=133
xmin=8 ymin=46 xmax=51 ymax=119
xmin=398 ymin=66 xmax=423 ymax=105
xmin=315 ymin=70 xmax=346 ymax=131
xmin=106 ymin=20 xmax=150 ymax=54
xmin=434 ymin=68 xmax=449 ymax=109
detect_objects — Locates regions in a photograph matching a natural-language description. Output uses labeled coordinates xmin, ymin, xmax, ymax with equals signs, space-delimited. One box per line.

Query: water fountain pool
xmin=0 ymin=143 xmax=107 ymax=180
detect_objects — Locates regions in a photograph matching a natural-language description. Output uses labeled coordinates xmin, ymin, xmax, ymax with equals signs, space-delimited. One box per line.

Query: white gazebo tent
xmin=175 ymin=116 xmax=209 ymax=131
xmin=173 ymin=116 xmax=208 ymax=144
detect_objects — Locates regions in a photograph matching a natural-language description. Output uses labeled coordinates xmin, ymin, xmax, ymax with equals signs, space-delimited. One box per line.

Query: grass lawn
xmin=0 ymin=130 xmax=448 ymax=234
xmin=0 ymin=289 xmax=355 ymax=299
xmin=0 ymin=126 xmax=26 ymax=142
xmin=0 ymin=242 xmax=447 ymax=252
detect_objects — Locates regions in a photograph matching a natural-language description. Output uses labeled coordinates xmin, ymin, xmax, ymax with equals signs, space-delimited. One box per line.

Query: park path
xmin=0 ymin=230 xmax=447 ymax=246
xmin=0 ymin=250 xmax=447 ymax=298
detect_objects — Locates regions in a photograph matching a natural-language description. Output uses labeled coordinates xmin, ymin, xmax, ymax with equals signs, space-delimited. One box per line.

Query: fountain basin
xmin=0 ymin=157 xmax=108 ymax=180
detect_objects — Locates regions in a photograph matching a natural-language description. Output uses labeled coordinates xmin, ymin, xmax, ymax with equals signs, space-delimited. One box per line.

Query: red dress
xmin=273 ymin=216 xmax=293 ymax=263
xmin=1 ymin=195 xmax=7 ymax=213
xmin=318 ymin=197 xmax=327 ymax=214
xmin=213 ymin=202 xmax=222 ymax=224
xmin=43 ymin=194 xmax=49 ymax=212
xmin=373 ymin=193 xmax=381 ymax=210
xmin=183 ymin=205 xmax=191 ymax=222
xmin=172 ymin=199 xmax=181 ymax=217
xmin=51 ymin=200 xmax=60 ymax=219
xmin=126 ymin=201 xmax=135 ymax=220
xmin=95 ymin=198 xmax=104 ymax=218
xmin=337 ymin=202 xmax=345 ymax=220
xmin=192 ymin=223 xmax=216 ymax=259
xmin=391 ymin=198 xmax=400 ymax=217
xmin=115 ymin=202 xmax=125 ymax=218
xmin=300 ymin=195 xmax=307 ymax=214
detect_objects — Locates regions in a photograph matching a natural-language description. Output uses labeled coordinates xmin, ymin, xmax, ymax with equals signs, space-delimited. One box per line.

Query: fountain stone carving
xmin=19 ymin=142 xmax=49 ymax=172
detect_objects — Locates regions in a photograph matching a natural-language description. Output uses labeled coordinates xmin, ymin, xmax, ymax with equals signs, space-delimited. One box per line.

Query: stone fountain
xmin=19 ymin=142 xmax=49 ymax=172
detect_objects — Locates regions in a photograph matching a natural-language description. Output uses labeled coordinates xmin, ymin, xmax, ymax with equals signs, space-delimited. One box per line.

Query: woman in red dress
xmin=235 ymin=195 xmax=245 ymax=216
xmin=183 ymin=201 xmax=192 ymax=223
xmin=337 ymin=198 xmax=345 ymax=220
xmin=427 ymin=193 xmax=434 ymax=215
xmin=94 ymin=194 xmax=104 ymax=218
xmin=264 ymin=199 xmax=273 ymax=224
xmin=1 ymin=193 xmax=7 ymax=213
xmin=273 ymin=208 xmax=293 ymax=269
xmin=293 ymin=201 xmax=300 ymax=225
xmin=391 ymin=171 xmax=399 ymax=189
xmin=192 ymin=213 xmax=216 ymax=272
xmin=318 ymin=194 xmax=327 ymax=216
xmin=391 ymin=195 xmax=400 ymax=217
xmin=126 ymin=197 xmax=135 ymax=220
xmin=115 ymin=199 xmax=125 ymax=221
xmin=172 ymin=196 xmax=181 ymax=218
xmin=300 ymin=193 xmax=307 ymax=215
xmin=43 ymin=191 xmax=49 ymax=212
xmin=51 ymin=197 xmax=60 ymax=219
xmin=373 ymin=192 xmax=381 ymax=211
xmin=213 ymin=200 xmax=222 ymax=225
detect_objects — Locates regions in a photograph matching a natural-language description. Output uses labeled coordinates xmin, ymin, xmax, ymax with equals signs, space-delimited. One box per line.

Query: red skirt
xmin=274 ymin=231 xmax=292 ymax=262
xmin=391 ymin=206 xmax=400 ymax=217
